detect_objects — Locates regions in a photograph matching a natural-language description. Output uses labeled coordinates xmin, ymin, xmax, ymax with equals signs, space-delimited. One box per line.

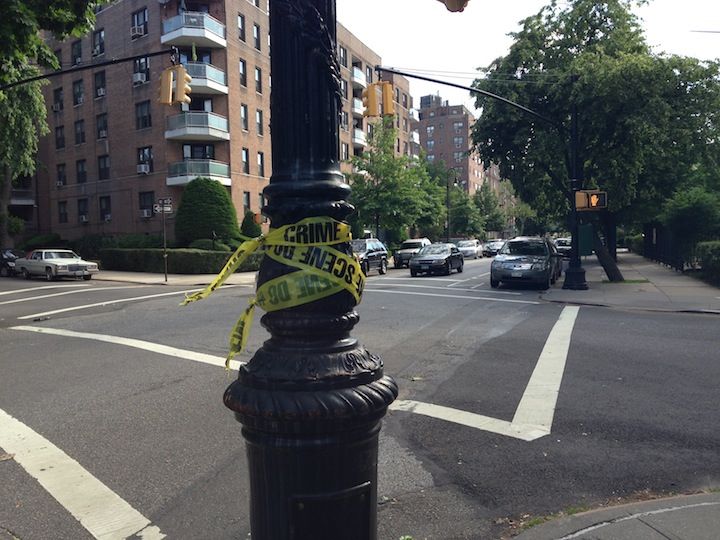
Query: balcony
xmin=165 ymin=112 xmax=230 ymax=141
xmin=352 ymin=128 xmax=367 ymax=147
xmin=167 ymin=159 xmax=230 ymax=186
xmin=10 ymin=189 xmax=35 ymax=206
xmin=161 ymin=12 xmax=226 ymax=48
xmin=351 ymin=67 xmax=367 ymax=89
xmin=184 ymin=62 xmax=228 ymax=94
xmin=351 ymin=97 xmax=363 ymax=117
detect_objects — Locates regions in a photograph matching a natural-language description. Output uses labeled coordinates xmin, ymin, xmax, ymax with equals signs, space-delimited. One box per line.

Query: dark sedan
xmin=409 ymin=243 xmax=464 ymax=276
xmin=1 ymin=248 xmax=24 ymax=277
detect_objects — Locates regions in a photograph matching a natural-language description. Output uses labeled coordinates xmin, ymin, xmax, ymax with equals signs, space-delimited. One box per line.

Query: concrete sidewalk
xmin=93 ymin=269 xmax=257 ymax=288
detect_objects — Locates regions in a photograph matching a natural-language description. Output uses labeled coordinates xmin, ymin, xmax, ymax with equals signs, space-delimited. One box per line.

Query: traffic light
xmin=588 ymin=191 xmax=607 ymax=209
xmin=576 ymin=190 xmax=608 ymax=211
xmin=158 ymin=67 xmax=174 ymax=105
xmin=173 ymin=65 xmax=193 ymax=105
xmin=381 ymin=81 xmax=395 ymax=117
xmin=361 ymin=83 xmax=379 ymax=117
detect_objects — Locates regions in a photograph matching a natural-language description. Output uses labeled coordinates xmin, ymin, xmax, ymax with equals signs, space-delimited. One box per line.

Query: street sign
xmin=576 ymin=190 xmax=607 ymax=211
xmin=153 ymin=204 xmax=173 ymax=213
xmin=157 ymin=197 xmax=172 ymax=205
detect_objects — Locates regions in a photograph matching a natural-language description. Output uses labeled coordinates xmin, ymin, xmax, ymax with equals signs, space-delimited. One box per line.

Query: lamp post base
xmin=562 ymin=265 xmax=589 ymax=290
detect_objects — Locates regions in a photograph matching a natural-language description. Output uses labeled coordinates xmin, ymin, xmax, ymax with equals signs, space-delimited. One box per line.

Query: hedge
xmin=696 ymin=241 xmax=720 ymax=281
xmin=625 ymin=234 xmax=644 ymax=255
xmin=99 ymin=248 xmax=263 ymax=274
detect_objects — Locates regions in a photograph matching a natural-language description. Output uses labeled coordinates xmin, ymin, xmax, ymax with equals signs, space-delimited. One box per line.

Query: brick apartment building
xmin=30 ymin=0 xmax=415 ymax=242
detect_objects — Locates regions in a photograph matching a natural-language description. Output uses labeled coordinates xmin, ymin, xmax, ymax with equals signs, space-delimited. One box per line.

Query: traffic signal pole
xmin=223 ymin=2 xmax=397 ymax=539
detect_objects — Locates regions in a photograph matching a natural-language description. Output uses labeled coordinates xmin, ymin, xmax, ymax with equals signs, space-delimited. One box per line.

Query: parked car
xmin=482 ymin=239 xmax=505 ymax=257
xmin=456 ymin=239 xmax=483 ymax=259
xmin=490 ymin=236 xmax=563 ymax=289
xmin=1 ymin=248 xmax=24 ymax=277
xmin=555 ymin=237 xmax=572 ymax=257
xmin=14 ymin=249 xmax=99 ymax=281
xmin=393 ymin=237 xmax=431 ymax=268
xmin=351 ymin=238 xmax=388 ymax=275
xmin=409 ymin=243 xmax=464 ymax=276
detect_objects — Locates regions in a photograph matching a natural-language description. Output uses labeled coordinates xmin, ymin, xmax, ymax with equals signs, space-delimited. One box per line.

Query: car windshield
xmin=556 ymin=239 xmax=571 ymax=246
xmin=457 ymin=241 xmax=475 ymax=247
xmin=401 ymin=241 xmax=424 ymax=249
xmin=46 ymin=251 xmax=80 ymax=259
xmin=350 ymin=240 xmax=367 ymax=252
xmin=418 ymin=245 xmax=450 ymax=255
xmin=500 ymin=241 xmax=548 ymax=256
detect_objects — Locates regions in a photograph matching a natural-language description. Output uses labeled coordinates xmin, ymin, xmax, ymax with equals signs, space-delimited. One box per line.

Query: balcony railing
xmin=352 ymin=128 xmax=367 ymax=147
xmin=184 ymin=62 xmax=228 ymax=94
xmin=167 ymin=159 xmax=231 ymax=186
xmin=165 ymin=111 xmax=230 ymax=141
xmin=351 ymin=67 xmax=367 ymax=88
xmin=161 ymin=12 xmax=227 ymax=48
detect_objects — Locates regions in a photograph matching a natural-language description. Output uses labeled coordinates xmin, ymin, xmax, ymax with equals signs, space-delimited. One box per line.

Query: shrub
xmin=116 ymin=234 xmax=163 ymax=249
xmin=100 ymin=248 xmax=263 ymax=274
xmin=696 ymin=241 xmax=720 ymax=281
xmin=20 ymin=233 xmax=64 ymax=251
xmin=240 ymin=209 xmax=262 ymax=238
xmin=189 ymin=238 xmax=231 ymax=251
xmin=69 ymin=234 xmax=117 ymax=260
xmin=625 ymin=234 xmax=644 ymax=255
xmin=175 ymin=177 xmax=241 ymax=246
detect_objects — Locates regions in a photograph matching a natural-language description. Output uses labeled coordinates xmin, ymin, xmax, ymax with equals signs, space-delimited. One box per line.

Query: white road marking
xmin=511 ymin=306 xmax=580 ymax=432
xmin=17 ymin=288 xmax=234 ymax=320
xmin=0 ymin=286 xmax=149 ymax=306
xmin=11 ymin=325 xmax=242 ymax=371
xmin=0 ymin=284 xmax=90 ymax=297
xmin=365 ymin=288 xmax=540 ymax=305
xmin=0 ymin=408 xmax=166 ymax=540
xmin=380 ymin=277 xmax=460 ymax=283
xmin=448 ymin=275 xmax=483 ymax=287
xmin=367 ymin=283 xmax=522 ymax=295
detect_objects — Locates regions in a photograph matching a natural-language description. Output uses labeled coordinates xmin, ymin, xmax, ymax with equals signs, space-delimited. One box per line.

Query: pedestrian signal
xmin=576 ymin=190 xmax=607 ymax=211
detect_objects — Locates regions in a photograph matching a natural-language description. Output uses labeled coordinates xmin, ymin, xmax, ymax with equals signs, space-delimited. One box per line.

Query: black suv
xmin=351 ymin=238 xmax=388 ymax=275
xmin=1 ymin=248 xmax=24 ymax=277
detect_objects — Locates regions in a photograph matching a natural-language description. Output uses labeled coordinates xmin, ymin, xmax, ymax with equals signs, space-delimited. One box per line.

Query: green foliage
xmin=625 ymin=233 xmax=644 ymax=255
xmin=69 ymin=234 xmax=116 ymax=260
xmin=660 ymin=186 xmax=720 ymax=258
xmin=473 ymin=183 xmax=505 ymax=232
xmin=240 ymin=209 xmax=262 ymax=238
xmin=189 ymin=238 xmax=231 ymax=251
xmin=696 ymin=241 xmax=720 ymax=281
xmin=20 ymin=233 xmax=64 ymax=251
xmin=116 ymin=234 xmax=163 ymax=249
xmin=450 ymin=187 xmax=484 ymax=238
xmin=174 ymin=177 xmax=241 ymax=246
xmin=100 ymin=248 xmax=263 ymax=274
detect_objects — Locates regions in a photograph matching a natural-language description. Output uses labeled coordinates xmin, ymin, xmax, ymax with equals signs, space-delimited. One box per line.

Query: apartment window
xmin=76 ymin=160 xmax=87 ymax=183
xmin=427 ymin=154 xmax=435 ymax=162
xmin=454 ymin=151 xmax=464 ymax=163
xmin=255 ymin=67 xmax=262 ymax=93
xmin=239 ymin=59 xmax=247 ymax=86
xmin=340 ymin=79 xmax=347 ymax=100
xmin=240 ymin=104 xmax=248 ymax=130
xmin=53 ymin=88 xmax=63 ymax=110
xmin=92 ymin=29 xmax=105 ymax=56
xmin=253 ymin=24 xmax=261 ymax=50
xmin=396 ymin=138 xmax=400 ymax=153
xmin=133 ymin=56 xmax=150 ymax=83
xmin=243 ymin=191 xmax=251 ymax=210
xmin=55 ymin=126 xmax=65 ymax=149
xmin=338 ymin=46 xmax=347 ymax=68
xmin=57 ymin=164 xmax=67 ymax=186
xmin=427 ymin=140 xmax=435 ymax=150
xmin=138 ymin=146 xmax=154 ymax=172
xmin=135 ymin=101 xmax=152 ymax=129
xmin=395 ymin=88 xmax=400 ymax=103
xmin=454 ymin=136 xmax=464 ymax=148
xmin=252 ymin=0 xmax=260 ymax=7
xmin=238 ymin=13 xmax=246 ymax=41
xmin=341 ymin=142 xmax=349 ymax=161
xmin=256 ymin=109 xmax=263 ymax=135
xmin=131 ymin=8 xmax=148 ymax=38
xmin=341 ymin=111 xmax=349 ymax=130
xmin=402 ymin=93 xmax=408 ymax=108
xmin=366 ymin=66 xmax=373 ymax=84
xmin=58 ymin=201 xmax=68 ymax=223
xmin=96 ymin=113 xmax=108 ymax=139
xmin=139 ymin=191 xmax=155 ymax=211
xmin=403 ymin=142 xmax=408 ymax=155
xmin=403 ymin=117 xmax=408 ymax=132
xmin=98 ymin=155 xmax=110 ymax=180
xmin=453 ymin=121 xmax=464 ymax=133
xmin=71 ymin=40 xmax=82 ymax=65
xmin=72 ymin=80 xmax=84 ymax=106
xmin=99 ymin=196 xmax=112 ymax=221
xmin=74 ymin=120 xmax=85 ymax=145
xmin=257 ymin=152 xmax=265 ymax=177
xmin=94 ymin=71 xmax=106 ymax=97
xmin=241 ymin=148 xmax=249 ymax=173
xmin=426 ymin=125 xmax=435 ymax=138
xmin=78 ymin=198 xmax=89 ymax=222
xmin=258 ymin=193 xmax=264 ymax=210
xmin=182 ymin=143 xmax=214 ymax=159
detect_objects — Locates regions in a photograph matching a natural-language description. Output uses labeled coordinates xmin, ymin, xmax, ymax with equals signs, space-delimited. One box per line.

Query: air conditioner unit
xmin=76 ymin=96 xmax=84 ymax=105
xmin=130 ymin=25 xmax=146 ymax=39
xmin=104 ymin=214 xmax=111 ymax=222
xmin=79 ymin=214 xmax=89 ymax=223
xmin=51 ymin=103 xmax=62 ymax=112
xmin=96 ymin=87 xmax=106 ymax=97
xmin=132 ymin=72 xmax=147 ymax=85
xmin=98 ymin=129 xmax=107 ymax=139
xmin=92 ymin=46 xmax=102 ymax=56
xmin=55 ymin=181 xmax=64 ymax=187
xmin=137 ymin=164 xmax=150 ymax=174
xmin=140 ymin=209 xmax=153 ymax=218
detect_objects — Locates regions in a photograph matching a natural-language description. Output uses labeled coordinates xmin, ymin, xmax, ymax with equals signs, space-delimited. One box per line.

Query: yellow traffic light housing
xmin=173 ymin=65 xmax=193 ymax=105
xmin=361 ymin=83 xmax=379 ymax=117
xmin=381 ymin=81 xmax=395 ymax=117
xmin=158 ymin=67 xmax=174 ymax=105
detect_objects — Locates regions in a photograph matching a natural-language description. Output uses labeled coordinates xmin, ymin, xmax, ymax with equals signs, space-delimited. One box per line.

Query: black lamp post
xmin=446 ymin=167 xmax=458 ymax=242
xmin=223 ymin=2 xmax=397 ymax=539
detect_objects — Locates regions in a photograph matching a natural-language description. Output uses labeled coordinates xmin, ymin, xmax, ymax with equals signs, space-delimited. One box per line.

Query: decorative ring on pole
xmin=438 ymin=0 xmax=470 ymax=12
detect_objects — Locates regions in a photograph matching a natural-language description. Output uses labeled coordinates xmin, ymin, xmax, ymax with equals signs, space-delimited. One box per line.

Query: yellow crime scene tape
xmin=181 ymin=217 xmax=364 ymax=367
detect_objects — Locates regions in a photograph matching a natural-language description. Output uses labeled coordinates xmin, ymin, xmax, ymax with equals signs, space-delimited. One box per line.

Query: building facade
xmin=34 ymin=0 xmax=413 ymax=242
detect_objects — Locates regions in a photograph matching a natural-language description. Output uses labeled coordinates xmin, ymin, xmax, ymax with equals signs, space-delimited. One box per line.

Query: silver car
xmin=456 ymin=239 xmax=482 ymax=259
xmin=490 ymin=237 xmax=562 ymax=289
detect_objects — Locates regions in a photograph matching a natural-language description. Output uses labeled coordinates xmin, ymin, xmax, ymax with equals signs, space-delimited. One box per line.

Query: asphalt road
xmin=1 ymin=259 xmax=719 ymax=539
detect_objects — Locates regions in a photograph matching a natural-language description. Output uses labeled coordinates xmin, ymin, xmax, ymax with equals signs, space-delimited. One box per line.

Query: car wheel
xmin=0 ymin=266 xmax=8 ymax=278
xmin=443 ymin=261 xmax=451 ymax=275
xmin=410 ymin=269 xmax=418 ymax=277
xmin=490 ymin=277 xmax=499 ymax=288
xmin=83 ymin=275 xmax=92 ymax=281
xmin=457 ymin=260 xmax=464 ymax=273
xmin=394 ymin=261 xmax=402 ymax=269
xmin=363 ymin=261 xmax=370 ymax=276
xmin=379 ymin=259 xmax=387 ymax=275
xmin=23 ymin=269 xmax=31 ymax=280
xmin=45 ymin=268 xmax=55 ymax=281
xmin=540 ymin=273 xmax=551 ymax=290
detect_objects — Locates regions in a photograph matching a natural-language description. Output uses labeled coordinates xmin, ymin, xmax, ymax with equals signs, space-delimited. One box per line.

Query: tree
xmin=449 ymin=187 xmax=484 ymax=238
xmin=473 ymin=183 xmax=505 ymax=233
xmin=661 ymin=186 xmax=720 ymax=260
xmin=175 ymin=177 xmax=241 ymax=246
xmin=0 ymin=0 xmax=103 ymax=246
xmin=348 ymin=117 xmax=443 ymax=243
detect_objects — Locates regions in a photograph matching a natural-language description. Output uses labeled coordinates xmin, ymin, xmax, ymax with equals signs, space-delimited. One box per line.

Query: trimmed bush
xmin=20 ymin=233 xmax=65 ymax=251
xmin=240 ymin=209 xmax=262 ymax=238
xmin=626 ymin=234 xmax=644 ymax=255
xmin=189 ymin=238 xmax=231 ymax=251
xmin=69 ymin=234 xmax=117 ymax=260
xmin=116 ymin=234 xmax=163 ymax=249
xmin=100 ymin=248 xmax=263 ymax=274
xmin=696 ymin=241 xmax=720 ymax=281
xmin=175 ymin=177 xmax=241 ymax=246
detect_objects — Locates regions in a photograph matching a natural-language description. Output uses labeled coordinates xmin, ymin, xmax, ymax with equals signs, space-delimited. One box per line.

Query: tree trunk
xmin=0 ymin=164 xmax=12 ymax=248
xmin=592 ymin=222 xmax=624 ymax=281
xmin=600 ymin=211 xmax=617 ymax=261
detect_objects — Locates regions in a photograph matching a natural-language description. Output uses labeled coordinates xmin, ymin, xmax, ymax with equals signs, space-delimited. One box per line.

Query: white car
xmin=456 ymin=239 xmax=483 ymax=259
xmin=15 ymin=249 xmax=99 ymax=281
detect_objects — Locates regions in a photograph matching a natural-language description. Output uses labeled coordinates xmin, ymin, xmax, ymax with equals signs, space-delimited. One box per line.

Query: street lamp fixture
xmin=446 ymin=167 xmax=459 ymax=242
xmin=438 ymin=0 xmax=470 ymax=11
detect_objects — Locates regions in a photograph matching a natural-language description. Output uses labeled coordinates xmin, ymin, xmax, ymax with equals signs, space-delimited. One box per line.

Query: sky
xmin=336 ymin=0 xmax=720 ymax=113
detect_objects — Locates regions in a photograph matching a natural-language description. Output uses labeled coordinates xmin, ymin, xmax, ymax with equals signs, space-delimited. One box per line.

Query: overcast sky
xmin=336 ymin=0 xmax=720 ymax=112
